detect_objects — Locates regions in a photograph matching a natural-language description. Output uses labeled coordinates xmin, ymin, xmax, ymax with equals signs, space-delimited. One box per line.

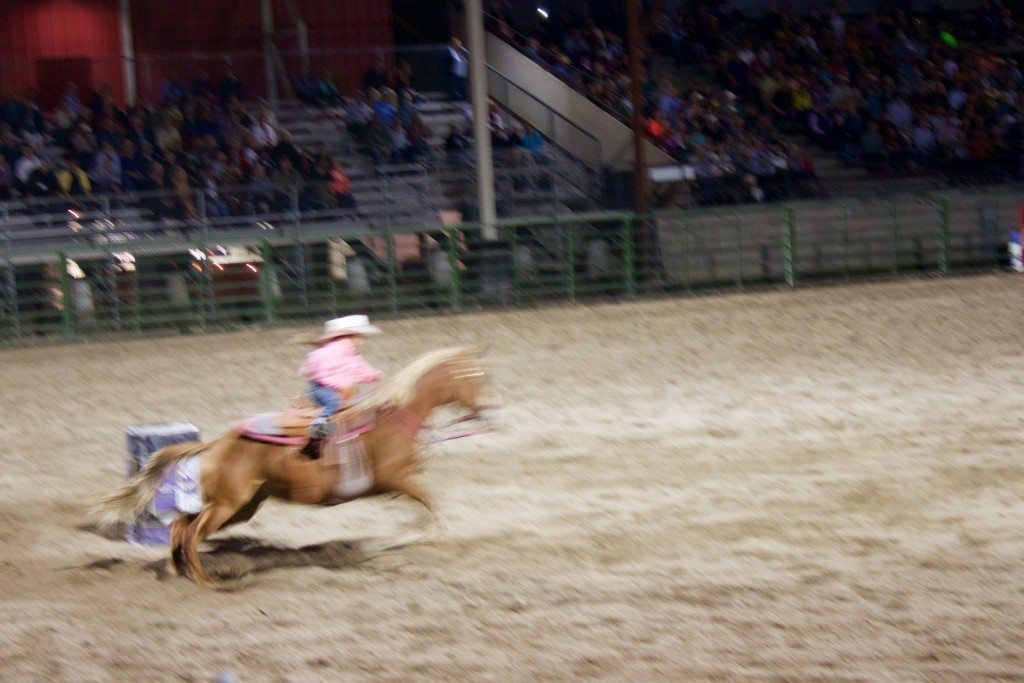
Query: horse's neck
xmin=402 ymin=368 xmax=451 ymax=421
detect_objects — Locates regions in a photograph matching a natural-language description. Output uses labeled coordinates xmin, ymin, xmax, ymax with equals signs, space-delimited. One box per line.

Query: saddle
xmin=237 ymin=405 xmax=374 ymax=448
xmin=238 ymin=383 xmax=374 ymax=448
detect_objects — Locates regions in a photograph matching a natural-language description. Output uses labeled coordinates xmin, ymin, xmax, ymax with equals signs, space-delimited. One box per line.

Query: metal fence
xmin=1 ymin=189 xmax=1020 ymax=346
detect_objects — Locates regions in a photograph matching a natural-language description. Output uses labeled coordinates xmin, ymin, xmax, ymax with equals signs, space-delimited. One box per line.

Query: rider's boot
xmin=310 ymin=416 xmax=335 ymax=440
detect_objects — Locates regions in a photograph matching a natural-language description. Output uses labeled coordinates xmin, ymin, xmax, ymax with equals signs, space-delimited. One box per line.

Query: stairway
xmin=271 ymin=91 xmax=599 ymax=231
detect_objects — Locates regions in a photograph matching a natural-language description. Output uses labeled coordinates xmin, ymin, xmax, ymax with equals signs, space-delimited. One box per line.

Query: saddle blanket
xmin=150 ymin=456 xmax=203 ymax=525
xmin=238 ymin=411 xmax=374 ymax=446
xmin=328 ymin=436 xmax=373 ymax=500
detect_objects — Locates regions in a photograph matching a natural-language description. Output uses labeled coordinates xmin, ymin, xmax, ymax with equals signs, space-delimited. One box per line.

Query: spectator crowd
xmin=485 ymin=0 xmax=821 ymax=204
xmin=483 ymin=0 xmax=1024 ymax=202
xmin=659 ymin=0 xmax=1024 ymax=182
xmin=5 ymin=1 xmax=1020 ymax=215
xmin=0 ymin=69 xmax=357 ymax=220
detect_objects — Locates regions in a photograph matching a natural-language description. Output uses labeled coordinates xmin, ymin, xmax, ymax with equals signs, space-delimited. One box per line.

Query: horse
xmin=96 ymin=346 xmax=491 ymax=587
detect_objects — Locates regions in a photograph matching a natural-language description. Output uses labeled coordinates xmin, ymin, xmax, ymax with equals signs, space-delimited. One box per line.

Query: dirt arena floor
xmin=1 ymin=274 xmax=1022 ymax=681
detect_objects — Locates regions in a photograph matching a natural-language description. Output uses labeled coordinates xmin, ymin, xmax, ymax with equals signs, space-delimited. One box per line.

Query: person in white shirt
xmin=251 ymin=115 xmax=279 ymax=149
xmin=446 ymin=38 xmax=469 ymax=101
xmin=14 ymin=145 xmax=41 ymax=186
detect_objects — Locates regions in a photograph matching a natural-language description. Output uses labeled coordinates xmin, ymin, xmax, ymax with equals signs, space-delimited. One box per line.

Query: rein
xmin=422 ymin=427 xmax=493 ymax=445
xmin=383 ymin=406 xmax=494 ymax=445
xmin=422 ymin=412 xmax=495 ymax=445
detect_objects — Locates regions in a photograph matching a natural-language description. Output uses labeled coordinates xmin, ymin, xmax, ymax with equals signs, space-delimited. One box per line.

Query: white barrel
xmin=124 ymin=422 xmax=201 ymax=546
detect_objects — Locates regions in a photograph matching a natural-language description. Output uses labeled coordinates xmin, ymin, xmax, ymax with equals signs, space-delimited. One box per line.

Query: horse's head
xmin=369 ymin=346 xmax=495 ymax=418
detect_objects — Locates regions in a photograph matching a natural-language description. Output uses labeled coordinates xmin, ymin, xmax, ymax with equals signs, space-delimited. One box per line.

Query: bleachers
xmin=270 ymin=91 xmax=602 ymax=229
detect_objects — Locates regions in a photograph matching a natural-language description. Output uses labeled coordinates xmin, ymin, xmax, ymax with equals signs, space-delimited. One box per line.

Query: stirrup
xmin=310 ymin=418 xmax=335 ymax=440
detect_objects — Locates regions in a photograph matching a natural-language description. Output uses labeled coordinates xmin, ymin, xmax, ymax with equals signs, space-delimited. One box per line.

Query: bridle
xmin=384 ymin=359 xmax=497 ymax=444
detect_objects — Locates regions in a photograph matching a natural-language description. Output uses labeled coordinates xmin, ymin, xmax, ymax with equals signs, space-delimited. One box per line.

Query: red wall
xmin=131 ymin=0 xmax=393 ymax=102
xmin=0 ymin=0 xmax=392 ymax=108
xmin=0 ymin=0 xmax=123 ymax=107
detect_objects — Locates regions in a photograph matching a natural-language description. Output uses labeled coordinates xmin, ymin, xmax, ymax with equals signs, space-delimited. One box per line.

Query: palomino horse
xmin=97 ymin=346 xmax=490 ymax=587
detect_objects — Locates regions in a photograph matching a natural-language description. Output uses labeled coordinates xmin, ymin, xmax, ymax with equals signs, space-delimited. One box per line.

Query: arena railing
xmin=1 ymin=190 xmax=1020 ymax=346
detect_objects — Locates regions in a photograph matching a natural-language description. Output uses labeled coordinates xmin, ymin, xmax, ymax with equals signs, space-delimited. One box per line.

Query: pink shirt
xmin=301 ymin=338 xmax=381 ymax=389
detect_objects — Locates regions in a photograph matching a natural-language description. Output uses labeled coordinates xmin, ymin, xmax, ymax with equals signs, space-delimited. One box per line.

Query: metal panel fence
xmin=1 ymin=190 xmax=1020 ymax=346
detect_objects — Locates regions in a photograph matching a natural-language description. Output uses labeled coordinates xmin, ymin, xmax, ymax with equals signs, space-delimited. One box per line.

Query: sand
xmin=1 ymin=274 xmax=1022 ymax=681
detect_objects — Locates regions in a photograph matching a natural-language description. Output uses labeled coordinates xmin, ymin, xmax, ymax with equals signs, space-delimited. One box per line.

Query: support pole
xmin=261 ymin=0 xmax=279 ymax=104
xmin=466 ymin=0 xmax=496 ymax=240
xmin=622 ymin=0 xmax=647 ymax=270
xmin=285 ymin=0 xmax=311 ymax=77
xmin=626 ymin=0 xmax=649 ymax=218
xmin=119 ymin=0 xmax=138 ymax=105
xmin=296 ymin=20 xmax=310 ymax=76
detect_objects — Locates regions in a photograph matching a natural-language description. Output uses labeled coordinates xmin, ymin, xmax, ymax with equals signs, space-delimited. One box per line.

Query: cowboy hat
xmin=314 ymin=314 xmax=382 ymax=343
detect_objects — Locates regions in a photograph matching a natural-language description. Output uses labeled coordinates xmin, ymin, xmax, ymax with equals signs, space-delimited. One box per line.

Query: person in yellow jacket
xmin=56 ymin=154 xmax=91 ymax=198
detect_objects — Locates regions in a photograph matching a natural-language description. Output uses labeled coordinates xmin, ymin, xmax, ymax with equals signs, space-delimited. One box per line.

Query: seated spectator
xmin=251 ymin=113 xmax=278 ymax=149
xmin=364 ymin=116 xmax=392 ymax=163
xmin=522 ymin=124 xmax=546 ymax=160
xmin=155 ymin=117 xmax=182 ymax=155
xmin=89 ymin=84 xmax=115 ymax=125
xmin=1 ymin=128 xmax=22 ymax=169
xmin=248 ymin=162 xmax=273 ymax=213
xmin=93 ymin=154 xmax=122 ymax=194
xmin=160 ymin=73 xmax=187 ymax=106
xmin=295 ymin=71 xmax=320 ymax=106
xmin=407 ymin=116 xmax=432 ymax=161
xmin=371 ymin=89 xmax=398 ymax=127
xmin=0 ymin=157 xmax=12 ymax=200
xmin=389 ymin=118 xmax=411 ymax=162
xmin=912 ymin=118 xmax=938 ymax=166
xmin=191 ymin=71 xmax=216 ymax=100
xmin=188 ymin=99 xmax=221 ymax=140
xmin=25 ymin=158 xmax=58 ymax=200
xmin=317 ymin=71 xmax=342 ymax=105
xmin=742 ymin=173 xmax=765 ymax=202
xmin=126 ymin=113 xmax=155 ymax=151
xmin=345 ymin=93 xmax=374 ymax=139
xmin=60 ymin=82 xmax=84 ymax=118
xmin=395 ymin=60 xmax=419 ymax=102
xmin=398 ymin=91 xmax=419 ymax=129
xmin=170 ymin=165 xmax=198 ymax=221
xmin=271 ymin=155 xmax=303 ymax=210
xmin=57 ymin=154 xmax=92 ymax=198
xmin=328 ymin=157 xmax=357 ymax=209
xmin=445 ymin=124 xmax=471 ymax=167
xmin=363 ymin=55 xmax=390 ymax=92
xmin=93 ymin=143 xmax=122 ymax=187
xmin=138 ymin=161 xmax=176 ymax=220
xmin=14 ymin=145 xmax=42 ymax=190
xmin=209 ymin=69 xmax=237 ymax=104
xmin=200 ymin=171 xmax=229 ymax=219
xmin=232 ymin=135 xmax=259 ymax=176
xmin=271 ymin=130 xmax=302 ymax=168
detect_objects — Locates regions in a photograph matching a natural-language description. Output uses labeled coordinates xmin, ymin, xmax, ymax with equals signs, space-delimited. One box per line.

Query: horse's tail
xmin=93 ymin=441 xmax=206 ymax=529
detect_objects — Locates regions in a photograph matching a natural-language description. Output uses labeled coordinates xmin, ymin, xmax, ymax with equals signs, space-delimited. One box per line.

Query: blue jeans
xmin=309 ymin=382 xmax=342 ymax=419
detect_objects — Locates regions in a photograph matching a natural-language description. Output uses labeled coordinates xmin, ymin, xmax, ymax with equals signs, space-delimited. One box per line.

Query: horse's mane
xmin=363 ymin=346 xmax=481 ymax=409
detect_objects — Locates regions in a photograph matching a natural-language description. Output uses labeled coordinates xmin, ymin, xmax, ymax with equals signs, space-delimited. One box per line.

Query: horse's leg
xmin=223 ymin=486 xmax=269 ymax=528
xmin=168 ymin=514 xmax=194 ymax=577
xmin=389 ymin=476 xmax=441 ymax=530
xmin=366 ymin=476 xmax=444 ymax=550
xmin=182 ymin=502 xmax=242 ymax=587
